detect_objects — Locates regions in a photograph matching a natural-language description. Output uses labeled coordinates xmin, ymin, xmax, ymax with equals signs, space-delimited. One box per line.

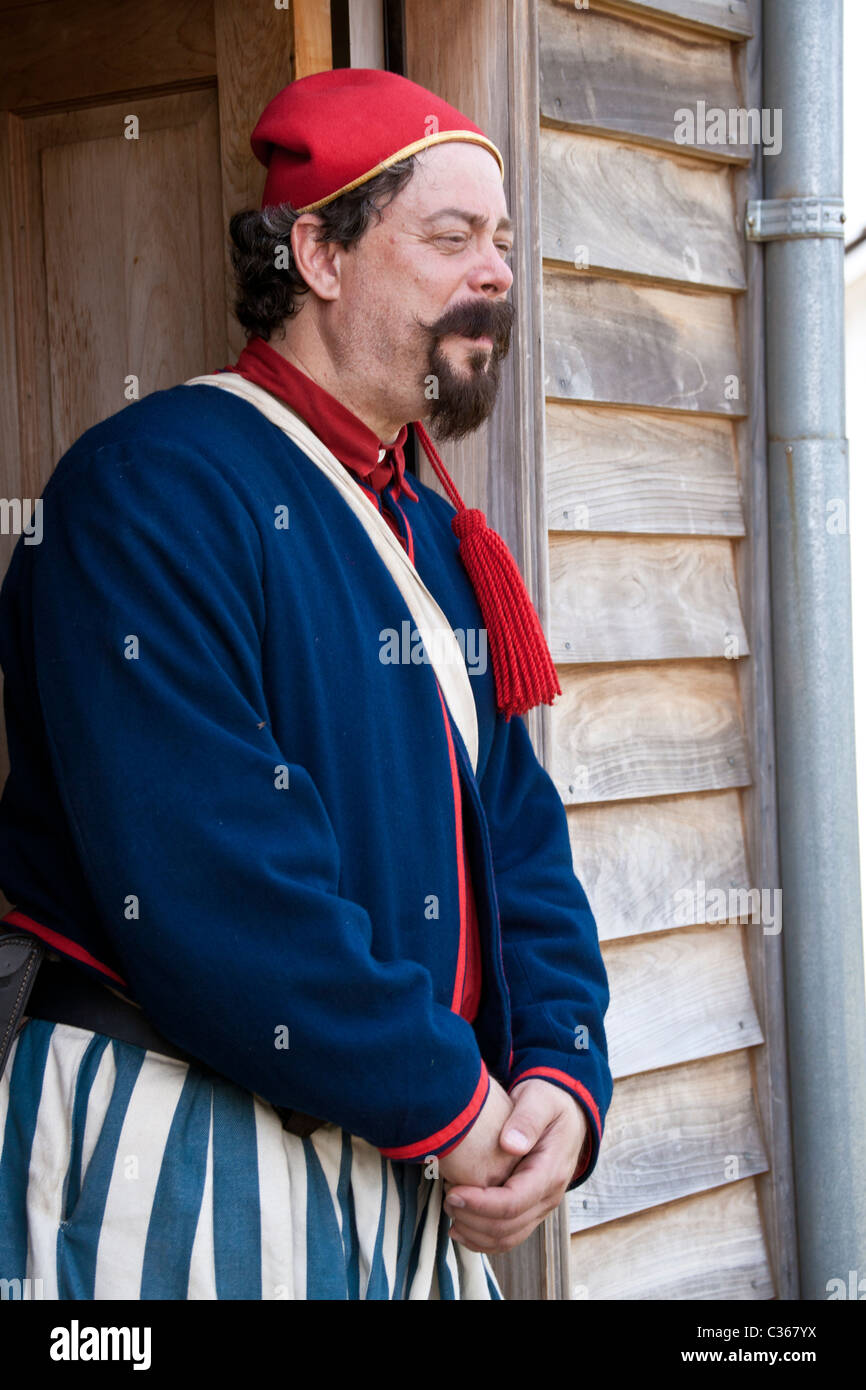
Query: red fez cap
xmin=251 ymin=68 xmax=504 ymax=213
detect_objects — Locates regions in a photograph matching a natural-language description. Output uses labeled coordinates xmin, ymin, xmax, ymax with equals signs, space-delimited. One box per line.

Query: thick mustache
xmin=424 ymin=300 xmax=514 ymax=355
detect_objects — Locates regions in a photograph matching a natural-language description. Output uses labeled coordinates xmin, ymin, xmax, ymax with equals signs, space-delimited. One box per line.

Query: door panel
xmin=35 ymin=91 xmax=224 ymax=467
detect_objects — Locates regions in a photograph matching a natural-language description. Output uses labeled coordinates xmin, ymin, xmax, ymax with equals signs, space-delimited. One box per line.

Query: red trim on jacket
xmin=435 ymin=682 xmax=470 ymax=1017
xmin=1 ymin=909 xmax=128 ymax=986
xmin=461 ymin=853 xmax=482 ymax=1024
xmin=379 ymin=1061 xmax=490 ymax=1161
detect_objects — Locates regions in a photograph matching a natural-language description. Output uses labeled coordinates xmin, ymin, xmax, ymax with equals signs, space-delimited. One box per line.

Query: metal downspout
xmin=760 ymin=0 xmax=866 ymax=1299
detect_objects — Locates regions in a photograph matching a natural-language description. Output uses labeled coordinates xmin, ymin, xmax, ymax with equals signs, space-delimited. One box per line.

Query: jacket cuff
xmin=507 ymin=1064 xmax=603 ymax=1191
xmin=378 ymin=1060 xmax=490 ymax=1162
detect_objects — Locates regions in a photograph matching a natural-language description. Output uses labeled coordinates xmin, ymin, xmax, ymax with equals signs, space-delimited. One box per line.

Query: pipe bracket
xmin=745 ymin=196 xmax=846 ymax=241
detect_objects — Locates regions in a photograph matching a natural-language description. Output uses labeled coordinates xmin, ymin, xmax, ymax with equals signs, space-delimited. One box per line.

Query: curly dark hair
xmin=228 ymin=157 xmax=418 ymax=340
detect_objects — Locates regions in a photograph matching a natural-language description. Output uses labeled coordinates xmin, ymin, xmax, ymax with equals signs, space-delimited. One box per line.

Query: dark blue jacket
xmin=0 ymin=384 xmax=612 ymax=1187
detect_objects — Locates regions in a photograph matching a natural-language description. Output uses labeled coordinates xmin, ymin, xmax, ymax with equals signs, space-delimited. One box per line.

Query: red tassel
xmin=413 ymin=422 xmax=562 ymax=721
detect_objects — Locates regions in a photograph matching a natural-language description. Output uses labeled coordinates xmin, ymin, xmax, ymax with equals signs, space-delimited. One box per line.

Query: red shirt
xmin=225 ymin=337 xmax=483 ymax=1024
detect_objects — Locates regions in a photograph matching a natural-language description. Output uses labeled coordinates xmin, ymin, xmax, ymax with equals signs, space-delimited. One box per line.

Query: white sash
xmin=184 ymin=373 xmax=479 ymax=773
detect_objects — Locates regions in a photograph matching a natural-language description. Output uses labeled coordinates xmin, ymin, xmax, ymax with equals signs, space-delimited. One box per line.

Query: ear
xmin=290 ymin=213 xmax=342 ymax=302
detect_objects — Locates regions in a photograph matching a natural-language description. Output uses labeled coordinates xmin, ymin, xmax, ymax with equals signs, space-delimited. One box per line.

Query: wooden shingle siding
xmin=538 ymin=0 xmax=777 ymax=1297
xmin=541 ymin=127 xmax=746 ymax=290
xmin=545 ymin=403 xmax=745 ymax=536
xmin=569 ymin=1050 xmax=768 ymax=1230
xmin=540 ymin=1 xmax=749 ymax=162
xmin=571 ymin=1180 xmax=774 ymax=1300
xmin=603 ymin=923 xmax=763 ymax=1076
xmin=548 ymin=534 xmax=749 ymax=663
xmin=544 ymin=273 xmax=745 ymax=414
xmin=566 ymin=790 xmax=750 ymax=943
xmin=551 ymin=661 xmax=750 ymax=804
xmin=598 ymin=0 xmax=753 ymax=41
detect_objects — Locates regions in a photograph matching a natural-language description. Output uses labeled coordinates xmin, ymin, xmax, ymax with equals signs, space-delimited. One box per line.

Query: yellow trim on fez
xmin=295 ymin=131 xmax=505 ymax=213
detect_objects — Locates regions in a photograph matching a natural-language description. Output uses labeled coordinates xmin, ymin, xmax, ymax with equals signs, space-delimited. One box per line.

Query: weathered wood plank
xmin=569 ymin=1049 xmax=768 ymax=1230
xmin=548 ymin=534 xmax=749 ymax=663
xmin=551 ymin=659 xmax=750 ymax=805
xmin=6 ymin=106 xmax=48 ymax=502
xmin=214 ymin=0 xmax=294 ymax=215
xmin=292 ymin=0 xmax=333 ymax=77
xmin=0 ymin=0 xmax=216 ymax=112
xmin=194 ymin=88 xmax=229 ymax=368
xmin=540 ymin=0 xmax=749 ymax=162
xmin=215 ymin=0 xmax=295 ymax=358
xmin=407 ymin=0 xmax=509 ymax=550
xmin=0 ymin=114 xmax=21 ymax=506
xmin=0 ymin=115 xmax=18 ymax=815
xmin=590 ymin=0 xmax=752 ymax=41
xmin=603 ymin=922 xmax=763 ymax=1078
xmin=544 ymin=271 xmax=745 ymax=415
xmin=567 ymin=788 xmax=750 ymax=943
xmin=571 ymin=1178 xmax=775 ymax=1299
xmin=406 ymin=0 xmax=561 ymax=1301
xmin=545 ymin=402 xmax=744 ymax=536
xmin=406 ymin=0 xmax=554 ymax=755
xmin=541 ymin=127 xmax=745 ymax=290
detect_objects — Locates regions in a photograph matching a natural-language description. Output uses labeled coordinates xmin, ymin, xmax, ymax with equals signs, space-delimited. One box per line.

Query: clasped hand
xmin=436 ymin=1076 xmax=588 ymax=1254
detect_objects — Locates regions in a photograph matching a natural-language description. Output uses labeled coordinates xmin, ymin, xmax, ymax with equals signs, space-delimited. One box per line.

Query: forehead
xmin=390 ymin=141 xmax=510 ymax=225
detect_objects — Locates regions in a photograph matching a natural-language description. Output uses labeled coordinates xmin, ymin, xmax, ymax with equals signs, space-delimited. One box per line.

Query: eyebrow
xmin=421 ymin=207 xmax=514 ymax=235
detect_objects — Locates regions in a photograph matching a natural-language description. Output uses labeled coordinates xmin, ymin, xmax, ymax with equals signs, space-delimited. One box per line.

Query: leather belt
xmin=0 ymin=927 xmax=323 ymax=1139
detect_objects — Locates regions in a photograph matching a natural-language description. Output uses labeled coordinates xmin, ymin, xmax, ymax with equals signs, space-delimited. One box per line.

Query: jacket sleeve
xmin=478 ymin=708 xmax=613 ymax=1190
xmin=27 ymin=437 xmax=489 ymax=1160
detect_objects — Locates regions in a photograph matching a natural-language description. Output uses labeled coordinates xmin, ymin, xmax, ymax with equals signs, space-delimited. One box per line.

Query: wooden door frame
xmin=402 ymin=0 xmax=567 ymax=1299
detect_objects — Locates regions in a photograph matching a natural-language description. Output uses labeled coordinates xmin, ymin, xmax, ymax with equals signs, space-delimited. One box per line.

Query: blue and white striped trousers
xmin=0 ymin=1020 xmax=503 ymax=1300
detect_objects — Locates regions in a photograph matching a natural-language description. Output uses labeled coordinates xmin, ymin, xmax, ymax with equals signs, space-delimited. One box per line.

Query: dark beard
xmin=418 ymin=298 xmax=514 ymax=442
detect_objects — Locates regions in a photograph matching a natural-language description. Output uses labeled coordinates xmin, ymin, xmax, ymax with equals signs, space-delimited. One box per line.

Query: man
xmin=0 ymin=68 xmax=611 ymax=1300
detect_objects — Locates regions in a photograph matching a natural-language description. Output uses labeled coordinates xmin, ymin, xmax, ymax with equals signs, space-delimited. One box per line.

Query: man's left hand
xmin=443 ymin=1078 xmax=588 ymax=1254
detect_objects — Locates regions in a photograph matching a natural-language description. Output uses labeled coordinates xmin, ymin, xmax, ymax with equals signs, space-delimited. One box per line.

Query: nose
xmin=466 ymin=239 xmax=513 ymax=298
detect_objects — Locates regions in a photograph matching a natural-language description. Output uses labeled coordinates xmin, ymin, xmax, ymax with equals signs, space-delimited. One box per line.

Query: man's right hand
xmin=436 ymin=1077 xmax=518 ymax=1188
